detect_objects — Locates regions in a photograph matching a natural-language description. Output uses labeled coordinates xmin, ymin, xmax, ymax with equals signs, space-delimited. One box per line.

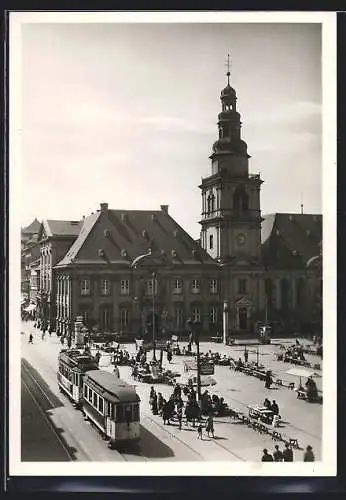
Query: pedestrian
xmin=152 ymin=393 xmax=158 ymax=415
xmin=167 ymin=349 xmax=172 ymax=364
xmin=28 ymin=333 xmax=33 ymax=344
xmin=197 ymin=422 xmax=203 ymax=439
xmin=177 ymin=407 xmax=183 ymax=430
xmin=113 ymin=364 xmax=120 ymax=378
xmin=272 ymin=414 xmax=280 ymax=428
xmin=261 ymin=448 xmax=274 ymax=462
xmin=282 ymin=443 xmax=294 ymax=462
xmin=206 ymin=415 xmax=215 ymax=438
xmin=273 ymin=445 xmax=283 ymax=462
xmin=244 ymin=348 xmax=249 ymax=363
xmin=264 ymin=370 xmax=273 ymax=389
xmin=303 ymin=445 xmax=315 ymax=462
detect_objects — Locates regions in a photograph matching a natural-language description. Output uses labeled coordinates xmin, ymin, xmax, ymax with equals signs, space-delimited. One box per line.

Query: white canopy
xmin=286 ymin=368 xmax=319 ymax=378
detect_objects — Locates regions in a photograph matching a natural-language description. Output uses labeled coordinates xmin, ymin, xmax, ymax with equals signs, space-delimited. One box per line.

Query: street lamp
xmin=130 ymin=249 xmax=157 ymax=361
xmin=152 ymin=271 xmax=157 ymax=361
xmin=187 ymin=319 xmax=202 ymax=409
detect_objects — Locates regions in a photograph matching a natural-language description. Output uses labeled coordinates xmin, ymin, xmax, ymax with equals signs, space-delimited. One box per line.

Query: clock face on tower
xmin=237 ymin=233 xmax=246 ymax=245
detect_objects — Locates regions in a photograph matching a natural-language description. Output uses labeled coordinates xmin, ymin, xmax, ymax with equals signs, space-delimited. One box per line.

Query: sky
xmin=18 ymin=20 xmax=322 ymax=239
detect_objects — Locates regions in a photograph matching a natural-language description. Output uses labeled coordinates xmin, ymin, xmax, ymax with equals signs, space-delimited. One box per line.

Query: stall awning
xmin=286 ymin=368 xmax=319 ymax=378
xmin=24 ymin=304 xmax=36 ymax=313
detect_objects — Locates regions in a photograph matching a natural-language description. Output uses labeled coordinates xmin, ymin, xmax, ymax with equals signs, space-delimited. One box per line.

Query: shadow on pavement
xmin=213 ymin=436 xmax=228 ymax=440
xmin=21 ymin=358 xmax=64 ymax=411
xmin=136 ymin=425 xmax=175 ymax=459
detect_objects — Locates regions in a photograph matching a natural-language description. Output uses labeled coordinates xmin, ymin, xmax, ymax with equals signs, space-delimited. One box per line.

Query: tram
xmin=82 ymin=370 xmax=141 ymax=448
xmin=57 ymin=349 xmax=99 ymax=408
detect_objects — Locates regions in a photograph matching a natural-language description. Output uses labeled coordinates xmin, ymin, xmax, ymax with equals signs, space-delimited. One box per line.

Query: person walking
xmin=261 ymin=449 xmax=274 ymax=462
xmin=282 ymin=443 xmax=294 ymax=462
xmin=303 ymin=445 xmax=315 ymax=462
xmin=206 ymin=415 xmax=215 ymax=438
xmin=28 ymin=333 xmax=33 ymax=344
xmin=244 ymin=348 xmax=249 ymax=363
xmin=167 ymin=349 xmax=172 ymax=364
xmin=197 ymin=422 xmax=203 ymax=439
xmin=177 ymin=406 xmax=183 ymax=430
xmin=273 ymin=445 xmax=283 ymax=462
xmin=113 ymin=364 xmax=120 ymax=378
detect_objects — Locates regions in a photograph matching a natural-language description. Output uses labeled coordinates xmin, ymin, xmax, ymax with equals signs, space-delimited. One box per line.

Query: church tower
xmin=199 ymin=56 xmax=265 ymax=333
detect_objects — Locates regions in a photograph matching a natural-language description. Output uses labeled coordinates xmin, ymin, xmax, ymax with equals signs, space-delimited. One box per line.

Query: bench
xmin=297 ymin=390 xmax=307 ymax=400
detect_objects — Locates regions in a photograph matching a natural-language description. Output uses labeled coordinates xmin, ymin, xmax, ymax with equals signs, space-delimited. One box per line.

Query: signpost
xmin=200 ymin=360 xmax=215 ymax=376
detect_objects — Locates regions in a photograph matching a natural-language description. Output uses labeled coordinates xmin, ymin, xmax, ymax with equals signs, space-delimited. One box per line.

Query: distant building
xmin=21 ymin=218 xmax=41 ymax=297
xmin=53 ymin=203 xmax=221 ymax=339
xmin=36 ymin=219 xmax=83 ymax=331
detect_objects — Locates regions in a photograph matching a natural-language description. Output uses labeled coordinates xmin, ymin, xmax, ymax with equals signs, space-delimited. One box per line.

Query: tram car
xmin=82 ymin=370 xmax=141 ymax=448
xmin=57 ymin=349 xmax=99 ymax=408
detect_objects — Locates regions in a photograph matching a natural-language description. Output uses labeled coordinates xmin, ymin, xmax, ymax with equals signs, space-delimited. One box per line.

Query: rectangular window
xmin=175 ymin=306 xmax=184 ymax=327
xmin=210 ymin=306 xmax=218 ymax=324
xmin=98 ymin=397 xmax=104 ymax=413
xmin=192 ymin=306 xmax=201 ymax=323
xmin=146 ymin=278 xmax=157 ymax=295
xmin=120 ymin=308 xmax=129 ymax=329
xmin=172 ymin=278 xmax=183 ymax=294
xmin=93 ymin=392 xmax=97 ymax=407
xmin=88 ymin=387 xmax=92 ymax=402
xmin=80 ymin=279 xmax=91 ymax=296
xmin=120 ymin=279 xmax=129 ymax=296
xmin=84 ymin=385 xmax=87 ymax=397
xmin=116 ymin=405 xmax=124 ymax=423
xmin=209 ymin=279 xmax=217 ymax=294
xmin=100 ymin=305 xmax=112 ymax=330
xmin=192 ymin=279 xmax=201 ymax=294
xmin=100 ymin=279 xmax=110 ymax=296
xmin=133 ymin=403 xmax=140 ymax=422
xmin=209 ymin=234 xmax=214 ymax=249
xmin=238 ymin=278 xmax=247 ymax=294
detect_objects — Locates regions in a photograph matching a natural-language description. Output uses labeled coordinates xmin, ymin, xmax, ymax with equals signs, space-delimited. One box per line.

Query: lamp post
xmin=152 ymin=271 xmax=157 ymax=361
xmin=187 ymin=318 xmax=202 ymax=409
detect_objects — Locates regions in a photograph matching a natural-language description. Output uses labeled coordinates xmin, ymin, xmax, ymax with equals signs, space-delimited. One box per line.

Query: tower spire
xmin=225 ymin=53 xmax=231 ymax=85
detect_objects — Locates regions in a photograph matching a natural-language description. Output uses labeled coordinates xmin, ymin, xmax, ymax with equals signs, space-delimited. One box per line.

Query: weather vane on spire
xmin=225 ymin=53 xmax=231 ymax=85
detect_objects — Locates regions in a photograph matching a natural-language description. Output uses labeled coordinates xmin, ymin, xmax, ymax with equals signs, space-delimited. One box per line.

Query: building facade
xmin=199 ymin=71 xmax=322 ymax=335
xmin=36 ymin=219 xmax=83 ymax=331
xmin=21 ymin=218 xmax=41 ymax=297
xmin=54 ymin=203 xmax=222 ymax=339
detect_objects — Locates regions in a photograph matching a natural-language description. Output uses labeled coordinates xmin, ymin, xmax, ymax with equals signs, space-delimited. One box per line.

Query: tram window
xmin=88 ymin=387 xmax=92 ymax=402
xmin=93 ymin=392 xmax=97 ymax=407
xmin=84 ymin=385 xmax=87 ymax=397
xmin=109 ymin=403 xmax=114 ymax=419
xmin=116 ymin=405 xmax=124 ymax=423
xmin=133 ymin=404 xmax=139 ymax=422
xmin=124 ymin=405 xmax=132 ymax=423
xmin=98 ymin=397 xmax=104 ymax=413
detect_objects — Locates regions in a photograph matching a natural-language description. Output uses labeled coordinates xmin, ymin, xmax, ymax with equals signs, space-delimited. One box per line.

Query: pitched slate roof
xmin=261 ymin=213 xmax=322 ymax=269
xmin=22 ymin=218 xmax=41 ymax=235
xmin=38 ymin=219 xmax=83 ymax=240
xmin=55 ymin=206 xmax=217 ymax=268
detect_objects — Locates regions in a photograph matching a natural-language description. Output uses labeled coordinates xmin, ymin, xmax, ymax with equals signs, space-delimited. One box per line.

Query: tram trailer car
xmin=57 ymin=349 xmax=99 ymax=408
xmin=82 ymin=370 xmax=141 ymax=449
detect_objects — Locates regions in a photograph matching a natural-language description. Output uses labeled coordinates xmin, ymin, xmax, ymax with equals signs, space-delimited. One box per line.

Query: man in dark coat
xmin=261 ymin=449 xmax=274 ymax=462
xmin=282 ymin=443 xmax=294 ymax=462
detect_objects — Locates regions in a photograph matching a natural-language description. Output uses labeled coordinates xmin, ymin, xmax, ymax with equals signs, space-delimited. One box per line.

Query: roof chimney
xmin=160 ymin=205 xmax=169 ymax=213
xmin=100 ymin=202 xmax=108 ymax=212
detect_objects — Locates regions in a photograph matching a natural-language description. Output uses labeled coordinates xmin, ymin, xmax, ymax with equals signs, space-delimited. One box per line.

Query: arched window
xmin=265 ymin=279 xmax=273 ymax=310
xmin=280 ymin=279 xmax=290 ymax=310
xmin=233 ymin=186 xmax=249 ymax=213
xmin=296 ymin=278 xmax=306 ymax=308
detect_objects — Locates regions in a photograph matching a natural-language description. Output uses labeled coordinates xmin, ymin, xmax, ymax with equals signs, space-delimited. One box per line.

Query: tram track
xmin=21 ymin=364 xmax=74 ymax=461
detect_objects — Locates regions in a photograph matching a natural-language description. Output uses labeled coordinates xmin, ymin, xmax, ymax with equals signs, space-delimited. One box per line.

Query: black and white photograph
xmin=9 ymin=11 xmax=336 ymax=476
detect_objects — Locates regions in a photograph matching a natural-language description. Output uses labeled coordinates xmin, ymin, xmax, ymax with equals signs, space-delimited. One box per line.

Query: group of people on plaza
xmin=261 ymin=444 xmax=315 ymax=462
xmin=148 ymin=384 xmax=216 ymax=439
